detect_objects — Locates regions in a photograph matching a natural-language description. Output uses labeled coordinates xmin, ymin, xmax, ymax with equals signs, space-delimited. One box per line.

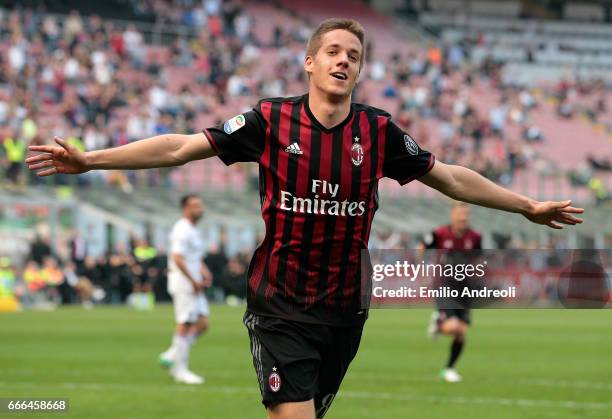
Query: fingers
xmin=27 ymin=137 xmax=69 ymax=158
xmin=553 ymin=201 xmax=586 ymax=215
xmin=26 ymin=145 xmax=57 ymax=156
xmin=26 ymin=138 xmax=71 ymax=177
xmin=26 ymin=150 xmax=56 ymax=173
xmin=559 ymin=213 xmax=583 ymax=224
xmin=25 ymin=153 xmax=53 ymax=164
xmin=546 ymin=220 xmax=563 ymax=230
xmin=557 ymin=217 xmax=578 ymax=225
xmin=554 ymin=200 xmax=572 ymax=208
xmin=562 ymin=206 xmax=585 ymax=214
xmin=545 ymin=200 xmax=585 ymax=228
xmin=545 ymin=200 xmax=585 ymax=213
xmin=54 ymin=136 xmax=70 ymax=151
xmin=28 ymin=160 xmax=55 ymax=170
xmin=36 ymin=167 xmax=58 ymax=177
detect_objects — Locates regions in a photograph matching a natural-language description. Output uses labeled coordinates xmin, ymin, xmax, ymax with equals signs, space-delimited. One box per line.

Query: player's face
xmin=451 ymin=206 xmax=470 ymax=233
xmin=185 ymin=198 xmax=204 ymax=223
xmin=305 ymin=29 xmax=362 ymax=100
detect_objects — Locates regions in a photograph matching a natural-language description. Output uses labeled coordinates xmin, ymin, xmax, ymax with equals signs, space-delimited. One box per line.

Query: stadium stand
xmin=1 ymin=1 xmax=609 ymax=198
xmin=0 ymin=0 xmax=610 ymax=307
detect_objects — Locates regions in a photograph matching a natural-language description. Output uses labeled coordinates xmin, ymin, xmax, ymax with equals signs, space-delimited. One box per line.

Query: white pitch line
xmin=339 ymin=390 xmax=612 ymax=410
xmin=345 ymin=372 xmax=612 ymax=392
xmin=0 ymin=381 xmax=610 ymax=410
xmin=517 ymin=378 xmax=612 ymax=391
xmin=4 ymin=368 xmax=612 ymax=391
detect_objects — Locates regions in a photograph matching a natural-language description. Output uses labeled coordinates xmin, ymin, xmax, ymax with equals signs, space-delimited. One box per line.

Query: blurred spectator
xmin=0 ymin=257 xmax=17 ymax=299
xmin=29 ymin=234 xmax=52 ymax=265
xmin=2 ymin=133 xmax=26 ymax=186
xmin=64 ymin=10 xmax=84 ymax=42
xmin=69 ymin=232 xmax=88 ymax=270
xmin=588 ymin=178 xmax=610 ymax=205
xmin=42 ymin=256 xmax=64 ymax=286
xmin=23 ymin=260 xmax=41 ymax=287
xmin=587 ymin=154 xmax=612 ymax=172
xmin=222 ymin=255 xmax=247 ymax=299
xmin=127 ymin=108 xmax=155 ymax=140
xmin=204 ymin=242 xmax=229 ymax=283
xmin=79 ymin=256 xmax=103 ymax=288
xmin=64 ymin=261 xmax=96 ymax=308
xmin=489 ymin=102 xmax=507 ymax=138
xmin=123 ymin=24 xmax=145 ymax=68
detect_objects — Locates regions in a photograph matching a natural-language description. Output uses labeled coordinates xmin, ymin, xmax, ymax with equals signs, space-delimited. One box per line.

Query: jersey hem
xmin=203 ymin=128 xmax=232 ymax=166
xmin=398 ymin=154 xmax=436 ymax=185
xmin=244 ymin=308 xmax=367 ymax=328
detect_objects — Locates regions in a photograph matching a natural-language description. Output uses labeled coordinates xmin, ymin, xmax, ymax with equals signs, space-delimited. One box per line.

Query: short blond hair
xmin=305 ymin=18 xmax=366 ymax=70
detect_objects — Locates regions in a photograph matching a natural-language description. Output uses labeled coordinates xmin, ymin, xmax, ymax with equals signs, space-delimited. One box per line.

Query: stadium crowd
xmin=0 ymin=232 xmax=250 ymax=310
xmin=0 ymin=2 xmax=609 ymax=200
xmin=0 ymin=227 xmax=581 ymax=310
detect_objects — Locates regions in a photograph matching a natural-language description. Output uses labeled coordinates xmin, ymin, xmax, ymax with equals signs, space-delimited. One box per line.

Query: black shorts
xmin=438 ymin=308 xmax=471 ymax=325
xmin=243 ymin=311 xmax=365 ymax=418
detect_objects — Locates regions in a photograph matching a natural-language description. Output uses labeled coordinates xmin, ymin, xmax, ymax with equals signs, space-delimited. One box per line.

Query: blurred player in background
xmin=26 ymin=17 xmax=584 ymax=419
xmin=159 ymin=194 xmax=212 ymax=385
xmin=423 ymin=201 xmax=481 ymax=383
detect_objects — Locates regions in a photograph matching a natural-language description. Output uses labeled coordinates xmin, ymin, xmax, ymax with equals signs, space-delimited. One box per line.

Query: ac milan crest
xmin=268 ymin=372 xmax=281 ymax=392
xmin=351 ymin=136 xmax=363 ymax=167
xmin=403 ymin=134 xmax=419 ymax=155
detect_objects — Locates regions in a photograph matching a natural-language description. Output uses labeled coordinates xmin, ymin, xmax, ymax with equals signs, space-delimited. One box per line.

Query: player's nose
xmin=335 ymin=52 xmax=349 ymax=68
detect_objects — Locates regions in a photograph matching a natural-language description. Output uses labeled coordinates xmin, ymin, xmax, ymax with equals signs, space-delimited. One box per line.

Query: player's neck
xmin=308 ymin=88 xmax=351 ymax=130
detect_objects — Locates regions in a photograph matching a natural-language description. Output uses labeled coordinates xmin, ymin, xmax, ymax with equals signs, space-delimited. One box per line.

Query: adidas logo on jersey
xmin=285 ymin=142 xmax=303 ymax=155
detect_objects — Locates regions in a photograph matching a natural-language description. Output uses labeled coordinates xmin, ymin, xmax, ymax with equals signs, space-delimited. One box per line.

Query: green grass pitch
xmin=1 ymin=305 xmax=611 ymax=418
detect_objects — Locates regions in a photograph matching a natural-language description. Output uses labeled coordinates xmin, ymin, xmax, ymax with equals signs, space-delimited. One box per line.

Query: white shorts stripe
xmin=245 ymin=313 xmax=265 ymax=393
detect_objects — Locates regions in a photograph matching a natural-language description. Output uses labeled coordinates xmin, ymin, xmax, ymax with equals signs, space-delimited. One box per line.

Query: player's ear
xmin=304 ymin=55 xmax=314 ymax=75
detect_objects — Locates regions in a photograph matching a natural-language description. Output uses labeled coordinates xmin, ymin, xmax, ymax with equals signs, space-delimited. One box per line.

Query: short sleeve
xmin=170 ymin=224 xmax=188 ymax=256
xmin=383 ymin=120 xmax=435 ymax=185
xmin=203 ymin=102 xmax=267 ymax=165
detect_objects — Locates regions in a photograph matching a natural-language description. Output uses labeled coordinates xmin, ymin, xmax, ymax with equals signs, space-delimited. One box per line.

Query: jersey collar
xmin=303 ymin=94 xmax=354 ymax=134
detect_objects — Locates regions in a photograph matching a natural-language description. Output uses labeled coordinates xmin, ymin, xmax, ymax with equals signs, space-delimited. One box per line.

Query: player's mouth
xmin=330 ymin=72 xmax=348 ymax=81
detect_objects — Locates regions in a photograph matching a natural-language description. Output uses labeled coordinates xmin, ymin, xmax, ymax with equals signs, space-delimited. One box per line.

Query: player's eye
xmin=328 ymin=50 xmax=337 ymax=55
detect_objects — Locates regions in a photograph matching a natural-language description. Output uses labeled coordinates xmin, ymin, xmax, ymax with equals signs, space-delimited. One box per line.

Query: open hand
xmin=26 ymin=136 xmax=89 ymax=176
xmin=523 ymin=200 xmax=584 ymax=229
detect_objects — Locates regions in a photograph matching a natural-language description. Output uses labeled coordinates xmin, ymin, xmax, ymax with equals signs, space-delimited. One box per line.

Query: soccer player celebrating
xmin=26 ymin=18 xmax=584 ymax=419
xmin=423 ymin=201 xmax=481 ymax=383
xmin=159 ymin=194 xmax=212 ymax=384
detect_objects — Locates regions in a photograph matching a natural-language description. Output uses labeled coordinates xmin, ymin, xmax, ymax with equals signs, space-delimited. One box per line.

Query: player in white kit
xmin=159 ymin=194 xmax=212 ymax=384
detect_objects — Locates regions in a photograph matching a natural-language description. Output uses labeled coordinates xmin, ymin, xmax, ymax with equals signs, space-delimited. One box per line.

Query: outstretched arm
xmin=419 ymin=161 xmax=584 ymax=229
xmin=26 ymin=132 xmax=215 ymax=176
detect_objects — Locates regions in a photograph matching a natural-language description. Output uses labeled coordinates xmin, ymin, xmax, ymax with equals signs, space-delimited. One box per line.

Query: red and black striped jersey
xmin=204 ymin=94 xmax=435 ymax=325
xmin=423 ymin=225 xmax=482 ymax=250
